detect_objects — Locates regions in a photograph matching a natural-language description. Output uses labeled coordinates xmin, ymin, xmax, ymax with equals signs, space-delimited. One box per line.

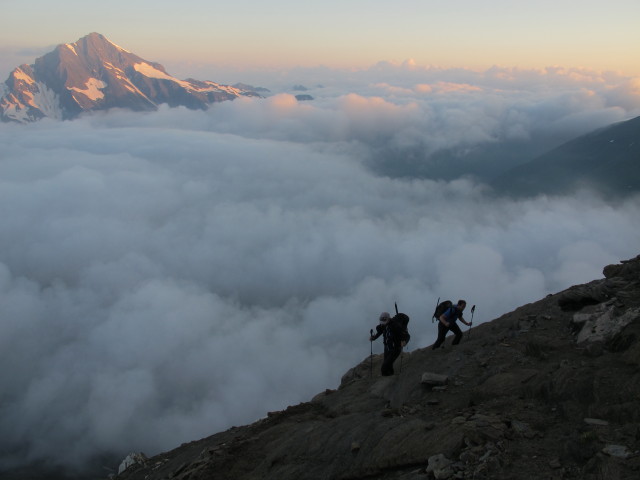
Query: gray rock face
xmin=111 ymin=255 xmax=640 ymax=480
xmin=0 ymin=33 xmax=260 ymax=123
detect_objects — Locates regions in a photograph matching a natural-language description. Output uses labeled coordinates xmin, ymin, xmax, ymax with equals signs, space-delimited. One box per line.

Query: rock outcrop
xmin=114 ymin=255 xmax=640 ymax=480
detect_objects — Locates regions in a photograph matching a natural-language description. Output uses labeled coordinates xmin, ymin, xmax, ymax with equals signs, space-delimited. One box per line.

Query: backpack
xmin=389 ymin=313 xmax=410 ymax=346
xmin=392 ymin=313 xmax=410 ymax=330
xmin=432 ymin=300 xmax=452 ymax=322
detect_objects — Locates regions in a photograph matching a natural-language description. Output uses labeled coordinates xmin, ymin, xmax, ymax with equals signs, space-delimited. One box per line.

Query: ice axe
xmin=369 ymin=328 xmax=374 ymax=377
xmin=468 ymin=305 xmax=475 ymax=338
xmin=395 ymin=302 xmax=404 ymax=373
xmin=432 ymin=297 xmax=440 ymax=323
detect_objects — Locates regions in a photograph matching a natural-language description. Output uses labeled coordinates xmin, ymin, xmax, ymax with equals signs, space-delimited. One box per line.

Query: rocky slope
xmin=113 ymin=255 xmax=640 ymax=480
xmin=0 ymin=33 xmax=259 ymax=123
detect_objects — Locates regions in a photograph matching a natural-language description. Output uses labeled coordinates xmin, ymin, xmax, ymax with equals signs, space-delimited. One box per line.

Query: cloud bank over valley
xmin=1 ymin=67 xmax=640 ymax=472
xmin=123 ymin=62 xmax=640 ymax=178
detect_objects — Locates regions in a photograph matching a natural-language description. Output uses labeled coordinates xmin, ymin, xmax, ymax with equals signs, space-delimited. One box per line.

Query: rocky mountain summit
xmin=0 ymin=33 xmax=260 ymax=123
xmin=114 ymin=255 xmax=640 ymax=480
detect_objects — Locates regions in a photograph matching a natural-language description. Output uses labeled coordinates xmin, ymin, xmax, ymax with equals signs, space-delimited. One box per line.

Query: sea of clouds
xmin=1 ymin=64 xmax=639 ymax=473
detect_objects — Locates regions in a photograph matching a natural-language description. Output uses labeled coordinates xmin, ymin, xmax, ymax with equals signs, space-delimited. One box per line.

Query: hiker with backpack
xmin=370 ymin=311 xmax=410 ymax=376
xmin=432 ymin=299 xmax=471 ymax=349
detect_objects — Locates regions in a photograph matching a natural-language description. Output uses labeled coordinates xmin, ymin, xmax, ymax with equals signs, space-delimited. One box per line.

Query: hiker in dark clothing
xmin=432 ymin=299 xmax=471 ymax=349
xmin=370 ymin=311 xmax=410 ymax=376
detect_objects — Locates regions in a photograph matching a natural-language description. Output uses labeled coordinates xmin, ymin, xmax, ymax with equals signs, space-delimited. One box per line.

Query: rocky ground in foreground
xmin=114 ymin=256 xmax=640 ymax=480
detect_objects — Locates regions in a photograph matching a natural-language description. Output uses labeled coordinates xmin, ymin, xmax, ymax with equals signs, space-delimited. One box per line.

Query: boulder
xmin=421 ymin=372 xmax=449 ymax=386
xmin=602 ymin=444 xmax=633 ymax=459
xmin=426 ymin=454 xmax=453 ymax=480
xmin=572 ymin=305 xmax=640 ymax=343
xmin=118 ymin=453 xmax=148 ymax=474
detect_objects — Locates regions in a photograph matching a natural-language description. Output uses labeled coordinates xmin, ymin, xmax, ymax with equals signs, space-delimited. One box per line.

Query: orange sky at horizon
xmin=1 ymin=0 xmax=639 ymax=78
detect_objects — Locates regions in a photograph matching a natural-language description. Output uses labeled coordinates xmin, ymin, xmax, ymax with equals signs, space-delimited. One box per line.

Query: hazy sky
xmin=0 ymin=0 xmax=639 ymax=80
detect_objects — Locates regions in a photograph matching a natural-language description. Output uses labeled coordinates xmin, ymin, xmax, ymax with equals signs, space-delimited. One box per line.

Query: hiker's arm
xmin=438 ymin=314 xmax=450 ymax=328
xmin=370 ymin=325 xmax=383 ymax=340
xmin=460 ymin=315 xmax=470 ymax=326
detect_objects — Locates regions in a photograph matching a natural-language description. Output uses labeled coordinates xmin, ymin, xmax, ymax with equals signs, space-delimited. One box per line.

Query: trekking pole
xmin=468 ymin=305 xmax=475 ymax=338
xmin=394 ymin=302 xmax=403 ymax=373
xmin=370 ymin=329 xmax=374 ymax=374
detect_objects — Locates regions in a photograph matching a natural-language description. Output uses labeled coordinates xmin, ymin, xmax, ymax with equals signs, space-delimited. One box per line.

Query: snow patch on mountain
xmin=106 ymin=37 xmax=131 ymax=53
xmin=104 ymin=62 xmax=129 ymax=81
xmin=133 ymin=62 xmax=190 ymax=89
xmin=69 ymin=78 xmax=107 ymax=101
xmin=32 ymin=82 xmax=63 ymax=119
xmin=124 ymin=80 xmax=152 ymax=100
xmin=65 ymin=44 xmax=78 ymax=56
xmin=0 ymin=98 xmax=28 ymax=122
xmin=102 ymin=61 xmax=147 ymax=97
xmin=132 ymin=62 xmax=171 ymax=79
xmin=197 ymin=81 xmax=244 ymax=95
xmin=0 ymin=80 xmax=62 ymax=122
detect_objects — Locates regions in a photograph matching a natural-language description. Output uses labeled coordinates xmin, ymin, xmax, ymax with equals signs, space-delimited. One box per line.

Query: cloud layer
xmin=1 ymin=66 xmax=640 ymax=473
xmin=106 ymin=63 xmax=640 ymax=180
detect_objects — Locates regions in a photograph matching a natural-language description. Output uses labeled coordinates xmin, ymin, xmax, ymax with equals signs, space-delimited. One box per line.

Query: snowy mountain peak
xmin=1 ymin=33 xmax=260 ymax=123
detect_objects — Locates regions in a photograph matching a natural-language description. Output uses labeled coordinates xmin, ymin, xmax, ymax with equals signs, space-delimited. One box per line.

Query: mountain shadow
xmin=490 ymin=115 xmax=640 ymax=199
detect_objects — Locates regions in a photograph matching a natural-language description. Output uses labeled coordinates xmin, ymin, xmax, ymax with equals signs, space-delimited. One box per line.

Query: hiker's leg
xmin=381 ymin=349 xmax=394 ymax=376
xmin=432 ymin=322 xmax=448 ymax=349
xmin=381 ymin=348 xmax=400 ymax=375
xmin=451 ymin=323 xmax=463 ymax=345
xmin=388 ymin=349 xmax=401 ymax=375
